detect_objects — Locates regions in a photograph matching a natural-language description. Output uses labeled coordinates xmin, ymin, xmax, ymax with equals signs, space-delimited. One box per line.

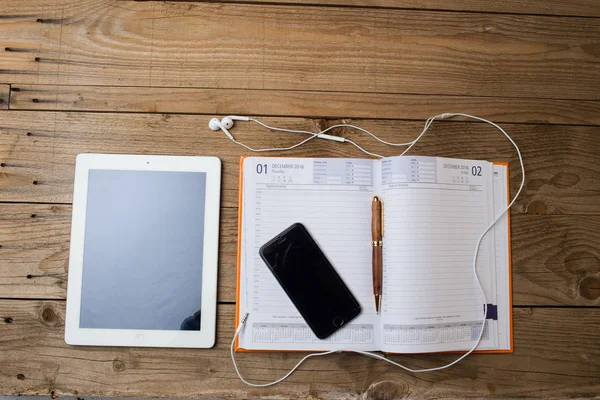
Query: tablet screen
xmin=79 ymin=169 xmax=206 ymax=331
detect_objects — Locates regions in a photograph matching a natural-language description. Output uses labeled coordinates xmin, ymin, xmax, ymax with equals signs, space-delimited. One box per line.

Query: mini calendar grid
xmin=383 ymin=321 xmax=489 ymax=345
xmin=252 ymin=323 xmax=375 ymax=344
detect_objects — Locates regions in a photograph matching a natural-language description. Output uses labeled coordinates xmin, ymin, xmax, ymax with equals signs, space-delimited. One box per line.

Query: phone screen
xmin=259 ymin=223 xmax=361 ymax=339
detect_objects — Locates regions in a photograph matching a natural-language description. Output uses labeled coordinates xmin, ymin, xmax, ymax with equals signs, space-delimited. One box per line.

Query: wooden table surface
xmin=1 ymin=0 xmax=599 ymax=398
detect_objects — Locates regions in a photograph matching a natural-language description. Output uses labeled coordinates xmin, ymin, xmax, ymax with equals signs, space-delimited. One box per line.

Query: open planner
xmin=236 ymin=156 xmax=513 ymax=353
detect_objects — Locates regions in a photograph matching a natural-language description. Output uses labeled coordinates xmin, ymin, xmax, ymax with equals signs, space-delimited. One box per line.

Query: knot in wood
xmin=314 ymin=118 xmax=329 ymax=132
xmin=113 ymin=359 xmax=125 ymax=372
xmin=526 ymin=200 xmax=547 ymax=215
xmin=40 ymin=305 xmax=59 ymax=326
xmin=579 ymin=276 xmax=600 ymax=301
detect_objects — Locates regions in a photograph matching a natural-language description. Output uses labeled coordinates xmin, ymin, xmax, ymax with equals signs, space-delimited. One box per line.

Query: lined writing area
xmin=379 ymin=156 xmax=497 ymax=350
xmin=238 ymin=157 xmax=379 ymax=350
xmin=247 ymin=191 xmax=374 ymax=315
xmin=381 ymin=189 xmax=494 ymax=315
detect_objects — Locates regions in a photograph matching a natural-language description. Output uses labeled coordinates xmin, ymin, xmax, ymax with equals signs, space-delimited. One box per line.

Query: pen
xmin=371 ymin=196 xmax=383 ymax=314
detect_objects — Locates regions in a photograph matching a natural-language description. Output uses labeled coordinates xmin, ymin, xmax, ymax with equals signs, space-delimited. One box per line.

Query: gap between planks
xmin=6 ymin=85 xmax=600 ymax=126
xmin=0 ymin=297 xmax=593 ymax=308
xmin=0 ymin=301 xmax=599 ymax=398
xmin=126 ymin=0 xmax=600 ymax=18
xmin=1 ymin=1 xmax=599 ymax=99
xmin=0 ymin=111 xmax=599 ymax=213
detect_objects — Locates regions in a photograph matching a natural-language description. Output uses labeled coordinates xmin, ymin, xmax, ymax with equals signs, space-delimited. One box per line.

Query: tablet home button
xmin=332 ymin=316 xmax=344 ymax=327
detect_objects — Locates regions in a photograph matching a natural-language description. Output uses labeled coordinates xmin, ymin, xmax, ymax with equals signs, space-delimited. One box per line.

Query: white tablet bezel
xmin=65 ymin=153 xmax=221 ymax=348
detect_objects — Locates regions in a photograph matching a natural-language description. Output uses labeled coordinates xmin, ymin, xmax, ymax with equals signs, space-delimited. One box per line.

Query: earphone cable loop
xmin=217 ymin=113 xmax=524 ymax=386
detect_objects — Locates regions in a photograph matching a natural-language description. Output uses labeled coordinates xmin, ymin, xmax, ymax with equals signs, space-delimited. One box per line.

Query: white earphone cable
xmin=249 ymin=118 xmax=320 ymax=137
xmin=223 ymin=113 xmax=524 ymax=387
xmin=230 ymin=135 xmax=318 ymax=153
xmin=344 ymin=138 xmax=385 ymax=158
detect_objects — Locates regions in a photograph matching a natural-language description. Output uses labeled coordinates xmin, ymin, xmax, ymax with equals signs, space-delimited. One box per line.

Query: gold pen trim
xmin=371 ymin=241 xmax=383 ymax=246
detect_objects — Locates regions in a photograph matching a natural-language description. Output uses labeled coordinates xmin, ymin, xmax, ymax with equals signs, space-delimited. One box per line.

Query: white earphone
xmin=210 ymin=113 xmax=525 ymax=387
xmin=209 ymin=116 xmax=250 ymax=141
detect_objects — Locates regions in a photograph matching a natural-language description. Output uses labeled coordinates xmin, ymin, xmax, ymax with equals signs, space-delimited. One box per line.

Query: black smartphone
xmin=259 ymin=223 xmax=362 ymax=339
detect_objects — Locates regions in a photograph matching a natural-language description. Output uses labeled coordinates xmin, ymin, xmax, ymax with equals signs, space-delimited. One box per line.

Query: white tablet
xmin=65 ymin=154 xmax=221 ymax=348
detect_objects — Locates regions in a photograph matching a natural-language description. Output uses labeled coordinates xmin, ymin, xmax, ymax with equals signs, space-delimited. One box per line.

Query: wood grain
xmin=9 ymin=85 xmax=600 ymax=126
xmin=0 ymin=301 xmax=598 ymax=398
xmin=0 ymin=204 xmax=236 ymax=304
xmin=0 ymin=85 xmax=8 ymax=110
xmin=1 ymin=111 xmax=599 ymax=213
xmin=511 ymin=215 xmax=600 ymax=306
xmin=170 ymin=0 xmax=600 ymax=18
xmin=1 ymin=1 xmax=599 ymax=100
xmin=0 ymin=204 xmax=69 ymax=299
xmin=1 ymin=203 xmax=599 ymax=306
xmin=0 ymin=0 xmax=598 ymax=397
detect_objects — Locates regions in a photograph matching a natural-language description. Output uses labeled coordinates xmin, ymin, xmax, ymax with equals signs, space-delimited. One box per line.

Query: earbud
xmin=209 ymin=116 xmax=253 ymax=141
xmin=222 ymin=115 xmax=251 ymax=129
xmin=208 ymin=117 xmax=235 ymax=141
xmin=209 ymin=118 xmax=222 ymax=131
xmin=221 ymin=117 xmax=234 ymax=129
xmin=209 ymin=116 xmax=251 ymax=131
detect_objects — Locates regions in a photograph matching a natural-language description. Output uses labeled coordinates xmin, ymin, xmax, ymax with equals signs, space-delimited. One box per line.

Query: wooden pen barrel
xmin=372 ymin=197 xmax=382 ymax=240
xmin=372 ymin=245 xmax=382 ymax=296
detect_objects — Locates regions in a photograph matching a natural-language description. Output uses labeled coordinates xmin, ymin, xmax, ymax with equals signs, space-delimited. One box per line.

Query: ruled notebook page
xmin=379 ymin=156 xmax=498 ymax=353
xmin=238 ymin=157 xmax=381 ymax=351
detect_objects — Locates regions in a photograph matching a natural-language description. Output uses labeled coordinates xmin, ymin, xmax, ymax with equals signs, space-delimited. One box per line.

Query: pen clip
xmin=373 ymin=196 xmax=384 ymax=239
xmin=380 ymin=199 xmax=384 ymax=238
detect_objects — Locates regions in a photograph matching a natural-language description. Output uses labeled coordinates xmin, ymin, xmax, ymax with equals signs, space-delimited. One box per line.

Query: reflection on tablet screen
xmin=79 ymin=169 xmax=206 ymax=331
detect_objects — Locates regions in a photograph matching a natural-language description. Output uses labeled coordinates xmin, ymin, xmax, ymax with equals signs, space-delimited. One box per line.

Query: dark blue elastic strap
xmin=484 ymin=304 xmax=498 ymax=321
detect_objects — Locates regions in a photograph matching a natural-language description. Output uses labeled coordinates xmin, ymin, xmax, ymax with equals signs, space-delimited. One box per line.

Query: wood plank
xmin=9 ymin=85 xmax=600 ymax=126
xmin=2 ymin=203 xmax=599 ymax=306
xmin=0 ymin=204 xmax=236 ymax=305
xmin=0 ymin=84 xmax=8 ymax=110
xmin=511 ymin=215 xmax=600 ymax=306
xmin=176 ymin=0 xmax=600 ymax=18
xmin=1 ymin=111 xmax=599 ymax=213
xmin=0 ymin=203 xmax=70 ymax=299
xmin=1 ymin=1 xmax=599 ymax=100
xmin=0 ymin=301 xmax=599 ymax=398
